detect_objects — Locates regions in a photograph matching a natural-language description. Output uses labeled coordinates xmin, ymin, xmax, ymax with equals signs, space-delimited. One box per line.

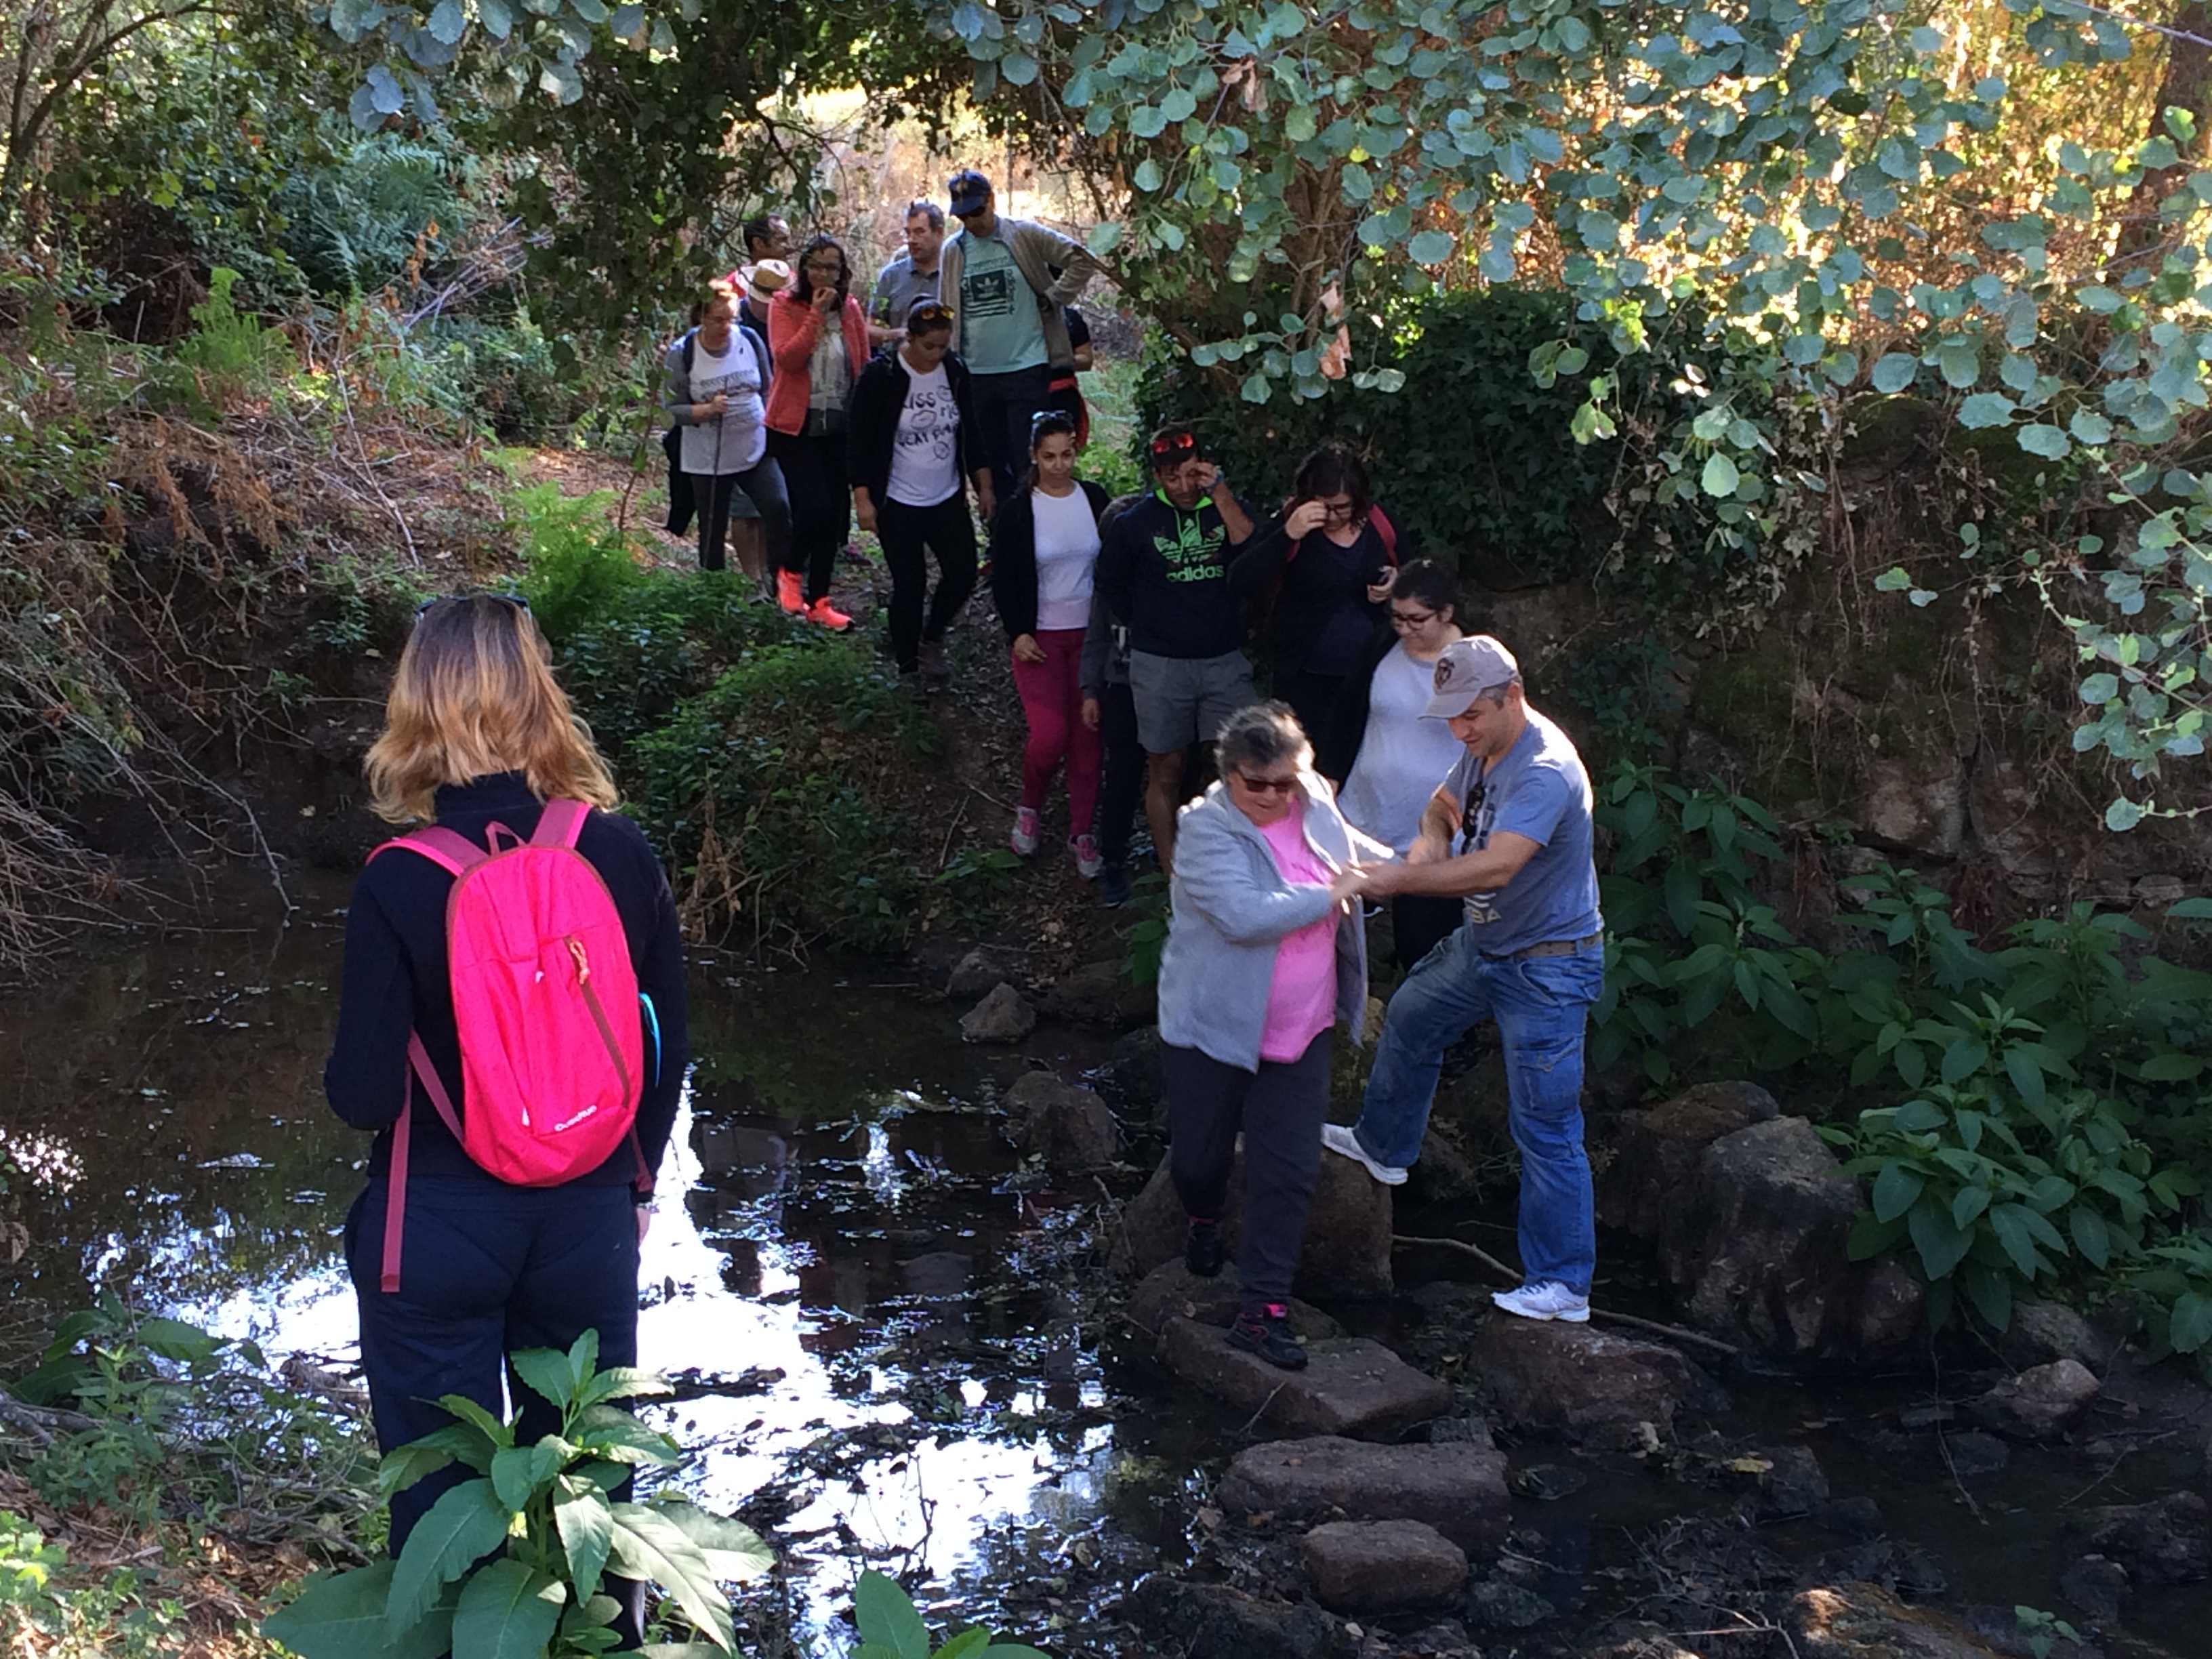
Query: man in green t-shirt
xmin=938 ymin=169 xmax=1101 ymax=501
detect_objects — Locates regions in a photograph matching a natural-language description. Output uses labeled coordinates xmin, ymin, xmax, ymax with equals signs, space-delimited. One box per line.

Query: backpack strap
xmin=533 ymin=796 xmax=592 ymax=848
xmin=1369 ymin=504 xmax=1399 ymax=565
xmin=378 ymin=1033 xmax=468 ymax=1294
xmin=680 ymin=327 xmax=697 ymax=376
xmin=371 ymin=827 xmax=491 ymax=878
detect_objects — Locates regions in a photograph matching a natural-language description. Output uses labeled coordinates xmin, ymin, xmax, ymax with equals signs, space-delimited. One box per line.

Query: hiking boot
xmin=1071 ymin=833 xmax=1103 ymax=880
xmin=1227 ymin=1306 xmax=1307 ymax=1370
xmin=1320 ymin=1122 xmax=1408 ymax=1186
xmin=917 ymin=636 xmax=951 ymax=688
xmin=805 ymin=595 xmax=853 ymax=632
xmin=1185 ymin=1218 xmax=1225 ymax=1279
xmin=1099 ymin=863 xmax=1132 ymax=908
xmin=775 ymin=569 xmax=805 ymax=615
xmin=1009 ymin=806 xmax=1041 ymax=856
xmin=1491 ymin=1281 xmax=1590 ymax=1323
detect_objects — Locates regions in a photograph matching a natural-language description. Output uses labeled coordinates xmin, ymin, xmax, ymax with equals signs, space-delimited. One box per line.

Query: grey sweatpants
xmin=1163 ymin=1031 xmax=1333 ymax=1316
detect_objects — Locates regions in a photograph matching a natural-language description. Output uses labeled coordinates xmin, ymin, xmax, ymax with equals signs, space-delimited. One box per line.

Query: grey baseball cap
xmin=1422 ymin=636 xmax=1522 ymax=718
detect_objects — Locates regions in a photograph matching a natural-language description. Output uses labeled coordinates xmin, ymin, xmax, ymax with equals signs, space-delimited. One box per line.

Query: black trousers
xmin=1097 ymin=681 xmax=1143 ymax=866
xmin=968 ymin=363 xmax=1054 ymax=504
xmin=692 ymin=459 xmax=792 ymax=575
xmin=1164 ymin=1031 xmax=1333 ymax=1315
xmin=1393 ymin=895 xmax=1462 ymax=974
xmin=347 ymin=1177 xmax=647 ymax=1641
xmin=768 ymin=429 xmax=848 ymax=602
xmin=877 ymin=493 xmax=977 ymax=672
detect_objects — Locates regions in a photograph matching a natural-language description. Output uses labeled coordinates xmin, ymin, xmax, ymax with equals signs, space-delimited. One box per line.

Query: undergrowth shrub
xmin=626 ymin=644 xmax=939 ymax=953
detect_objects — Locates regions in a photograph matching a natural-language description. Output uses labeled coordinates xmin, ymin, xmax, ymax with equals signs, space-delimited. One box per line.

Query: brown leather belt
xmin=1488 ymin=932 xmax=1602 ymax=961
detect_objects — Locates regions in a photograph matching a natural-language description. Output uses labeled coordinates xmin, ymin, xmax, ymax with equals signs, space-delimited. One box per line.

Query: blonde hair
xmin=365 ymin=596 xmax=619 ymax=823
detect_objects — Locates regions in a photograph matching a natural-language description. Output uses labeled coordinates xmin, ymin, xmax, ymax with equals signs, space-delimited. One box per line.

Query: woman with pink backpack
xmin=323 ymin=594 xmax=688 ymax=1643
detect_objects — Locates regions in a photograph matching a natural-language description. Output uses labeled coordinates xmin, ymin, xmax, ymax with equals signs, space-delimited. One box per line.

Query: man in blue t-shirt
xmin=1322 ymin=635 xmax=1607 ymax=1325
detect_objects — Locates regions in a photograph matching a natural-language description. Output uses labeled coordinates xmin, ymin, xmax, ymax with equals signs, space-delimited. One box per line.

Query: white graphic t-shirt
xmin=678 ymin=333 xmax=766 ymax=475
xmin=886 ymin=364 xmax=960 ymax=506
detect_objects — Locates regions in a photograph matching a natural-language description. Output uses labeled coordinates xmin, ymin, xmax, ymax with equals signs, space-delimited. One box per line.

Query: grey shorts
xmin=1128 ymin=649 xmax=1256 ymax=754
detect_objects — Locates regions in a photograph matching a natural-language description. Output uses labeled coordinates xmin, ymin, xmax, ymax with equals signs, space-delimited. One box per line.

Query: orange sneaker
xmin=805 ymin=596 xmax=853 ymax=632
xmin=776 ymin=569 xmax=805 ymax=615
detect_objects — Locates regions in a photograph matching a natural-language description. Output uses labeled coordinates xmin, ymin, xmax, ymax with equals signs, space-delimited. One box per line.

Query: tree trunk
xmin=2114 ymin=1 xmax=2212 ymax=266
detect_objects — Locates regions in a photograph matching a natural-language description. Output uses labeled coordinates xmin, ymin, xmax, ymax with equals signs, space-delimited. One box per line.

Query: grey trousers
xmin=1164 ymin=1031 xmax=1333 ymax=1315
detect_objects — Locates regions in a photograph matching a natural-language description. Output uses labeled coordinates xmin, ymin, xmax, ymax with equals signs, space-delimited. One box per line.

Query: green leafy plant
xmin=848 ymin=1568 xmax=1048 ymax=1659
xmin=263 ymin=1331 xmax=770 ymax=1659
xmin=2127 ymin=1229 xmax=2212 ymax=1380
xmin=2013 ymin=1604 xmax=2083 ymax=1659
xmin=148 ymin=267 xmax=293 ymax=416
xmin=1118 ymin=873 xmax=1170 ymax=987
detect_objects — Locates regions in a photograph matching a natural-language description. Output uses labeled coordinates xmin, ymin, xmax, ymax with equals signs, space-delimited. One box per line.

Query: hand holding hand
xmin=1012 ymin=633 xmax=1046 ymax=664
xmin=1285 ymin=499 xmax=1329 ymax=540
xmin=1327 ymin=865 xmax=1371 ymax=905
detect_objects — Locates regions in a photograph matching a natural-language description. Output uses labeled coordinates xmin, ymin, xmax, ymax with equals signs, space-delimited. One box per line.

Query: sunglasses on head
xmin=907 ymin=302 xmax=954 ymax=328
xmin=414 ymin=592 xmax=531 ymax=621
xmin=1148 ymin=432 xmax=1200 ymax=462
xmin=1030 ymin=409 xmax=1076 ymax=438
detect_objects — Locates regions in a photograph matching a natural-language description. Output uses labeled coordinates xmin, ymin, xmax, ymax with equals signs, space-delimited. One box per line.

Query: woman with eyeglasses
xmin=1316 ymin=558 xmax=1470 ymax=970
xmin=986 ymin=409 xmax=1107 ymax=868
xmin=663 ymin=276 xmax=790 ymax=590
xmin=323 ymin=595 xmax=687 ymax=1647
xmin=765 ymin=234 xmax=871 ymax=631
xmin=1158 ymin=701 xmax=1383 ymax=1370
xmin=1228 ymin=445 xmax=1410 ymax=739
xmin=848 ymin=299 xmax=996 ymax=689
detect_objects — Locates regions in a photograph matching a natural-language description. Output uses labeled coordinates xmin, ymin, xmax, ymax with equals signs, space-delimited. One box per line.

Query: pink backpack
xmin=370 ymin=797 xmax=648 ymax=1292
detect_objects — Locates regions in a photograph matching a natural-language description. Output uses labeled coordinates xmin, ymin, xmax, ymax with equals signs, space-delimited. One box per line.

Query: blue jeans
xmin=1353 ymin=928 xmax=1603 ymax=1294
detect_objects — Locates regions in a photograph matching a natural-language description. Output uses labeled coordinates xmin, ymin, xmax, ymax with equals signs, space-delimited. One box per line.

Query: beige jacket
xmin=937 ymin=216 xmax=1101 ymax=371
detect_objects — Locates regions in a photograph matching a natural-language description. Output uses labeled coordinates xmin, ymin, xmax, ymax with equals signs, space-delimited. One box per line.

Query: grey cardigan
xmin=937 ymin=216 xmax=1100 ymax=371
xmin=1158 ymin=776 xmax=1388 ymax=1072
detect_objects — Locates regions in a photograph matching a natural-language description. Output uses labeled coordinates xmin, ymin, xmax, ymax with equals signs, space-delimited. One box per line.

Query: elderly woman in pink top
xmin=1155 ymin=701 xmax=1384 ymax=1370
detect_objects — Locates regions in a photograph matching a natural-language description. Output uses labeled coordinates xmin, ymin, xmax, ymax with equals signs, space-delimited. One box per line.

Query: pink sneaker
xmin=1071 ymin=833 xmax=1103 ymax=878
xmin=1010 ymin=807 xmax=1040 ymax=855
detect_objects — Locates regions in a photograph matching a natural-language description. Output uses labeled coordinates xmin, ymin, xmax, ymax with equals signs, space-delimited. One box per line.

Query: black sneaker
xmin=1099 ymin=863 xmax=1132 ymax=907
xmin=1227 ymin=1307 xmax=1307 ymax=1371
xmin=1185 ymin=1218 xmax=1225 ymax=1278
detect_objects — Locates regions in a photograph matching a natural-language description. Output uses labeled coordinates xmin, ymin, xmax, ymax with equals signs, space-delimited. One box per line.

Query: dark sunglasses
xmin=1233 ymin=771 xmax=1298 ymax=796
xmin=1148 ymin=432 xmax=1200 ymax=462
xmin=414 ymin=592 xmax=530 ymax=620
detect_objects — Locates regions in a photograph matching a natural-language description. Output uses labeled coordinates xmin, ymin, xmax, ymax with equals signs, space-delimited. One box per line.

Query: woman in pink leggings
xmin=988 ymin=411 xmax=1109 ymax=877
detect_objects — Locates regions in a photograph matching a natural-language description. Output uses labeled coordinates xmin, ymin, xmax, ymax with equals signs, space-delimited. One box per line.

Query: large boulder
xmin=1784 ymin=1584 xmax=2004 ymax=1658
xmin=960 ymin=982 xmax=1036 ymax=1044
xmin=946 ymin=945 xmax=1029 ymax=1000
xmin=1969 ymin=1358 xmax=2100 ymax=1441
xmin=1671 ymin=1115 xmax=1923 ymax=1361
xmin=1162 ymin=1319 xmax=1450 ymax=1438
xmin=1124 ymin=1576 xmax=1347 ymax=1659
xmin=1217 ymin=1436 xmax=1511 ymax=1549
xmin=1595 ymin=1080 xmax=1778 ymax=1240
xmin=1469 ymin=1318 xmax=1692 ymax=1442
xmin=1038 ymin=959 xmax=1134 ymax=1028
xmin=2080 ymin=1492 xmax=2209 ymax=1586
xmin=1095 ymin=1025 xmax=1166 ymax=1123
xmin=1126 ymin=1260 xmax=1341 ymax=1344
xmin=1001 ymin=1071 xmax=1118 ymax=1169
xmin=1302 ymin=1520 xmax=1467 ymax=1613
xmin=1115 ymin=1147 xmax=1393 ymax=1299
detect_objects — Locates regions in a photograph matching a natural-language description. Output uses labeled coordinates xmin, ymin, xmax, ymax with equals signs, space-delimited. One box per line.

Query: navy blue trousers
xmin=346 ymin=1179 xmax=644 ymax=1633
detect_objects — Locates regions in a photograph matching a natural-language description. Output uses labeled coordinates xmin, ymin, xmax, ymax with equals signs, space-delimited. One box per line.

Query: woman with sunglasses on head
xmin=322 ymin=595 xmax=688 ymax=1648
xmin=1315 ymin=558 xmax=1470 ymax=971
xmin=1228 ymin=445 xmax=1411 ymax=739
xmin=987 ymin=409 xmax=1107 ymax=869
xmin=766 ymin=234 xmax=871 ymax=630
xmin=1158 ymin=701 xmax=1385 ymax=1370
xmin=848 ymin=299 xmax=996 ymax=690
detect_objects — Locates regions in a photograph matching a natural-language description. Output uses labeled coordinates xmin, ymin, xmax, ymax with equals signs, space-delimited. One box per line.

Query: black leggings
xmin=769 ymin=429 xmax=849 ymax=603
xmin=692 ymin=459 xmax=791 ymax=575
xmin=1097 ymin=681 xmax=1144 ymax=866
xmin=1164 ymin=1031 xmax=1332 ymax=1315
xmin=876 ymin=493 xmax=977 ymax=672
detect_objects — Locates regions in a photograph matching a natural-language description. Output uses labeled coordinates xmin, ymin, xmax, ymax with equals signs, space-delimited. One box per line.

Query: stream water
xmin=0 ymin=883 xmax=2205 ymax=1658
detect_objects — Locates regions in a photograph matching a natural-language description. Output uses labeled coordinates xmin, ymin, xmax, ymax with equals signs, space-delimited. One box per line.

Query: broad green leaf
xmin=853 ymin=1569 xmax=931 ymax=1659
xmin=380 ymin=1441 xmax=456 ymax=1498
xmin=2170 ymin=1290 xmax=2212 ymax=1353
xmin=1937 ymin=340 xmax=1980 ymax=389
xmin=2017 ymin=424 xmax=2069 ymax=459
xmin=1408 ymin=230 xmax=1455 ymax=264
xmin=1957 ymin=392 xmax=2014 ymax=429
xmin=575 ymin=1404 xmax=681 ymax=1465
xmin=979 ymin=1648 xmax=1054 ymax=1658
xmin=1871 ymin=1161 xmax=1923 ymax=1223
xmin=453 ymin=1559 xmax=565 ymax=1659
xmin=265 ymin=1564 xmax=413 ymax=1659
xmin=937 ymin=1632 xmax=991 ymax=1659
xmin=2069 ymin=1205 xmax=2111 ymax=1267
xmin=389 ymin=1479 xmax=510 ymax=1638
xmin=479 ymin=0 xmax=513 ymax=35
xmin=510 ymin=1347 xmax=578 ymax=1412
xmin=1870 ymin=352 xmax=1920 ymax=393
xmin=2070 ymin=409 xmax=2113 ymax=445
xmin=428 ymin=0 xmax=467 ymax=42
xmin=2137 ymin=1050 xmax=2203 ymax=1081
xmin=436 ymin=1395 xmax=516 ymax=1451
xmin=1700 ymin=451 xmax=1740 ymax=497
xmin=2105 ymin=796 xmax=2145 ymax=832
xmin=649 ymin=1502 xmax=773 ymax=1582
xmin=1908 ymin=1200 xmax=1973 ymax=1279
xmin=556 ymin=1481 xmax=616 ymax=1598
xmin=1988 ymin=1204 xmax=2043 ymax=1279
xmin=491 ymin=1441 xmax=564 ymax=1512
xmin=607 ymin=1506 xmax=736 ymax=1652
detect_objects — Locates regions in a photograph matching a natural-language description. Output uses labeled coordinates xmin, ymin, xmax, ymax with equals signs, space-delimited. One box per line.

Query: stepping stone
xmin=1471 ymin=1316 xmax=1691 ymax=1441
xmin=1126 ymin=1261 xmax=1341 ymax=1344
xmin=1217 ymin=1435 xmax=1510 ymax=1549
xmin=1162 ymin=1317 xmax=1451 ymax=1438
xmin=1303 ymin=1519 xmax=1467 ymax=1612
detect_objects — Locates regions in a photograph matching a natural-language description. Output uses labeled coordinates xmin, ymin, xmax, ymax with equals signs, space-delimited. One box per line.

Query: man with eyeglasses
xmin=935 ymin=169 xmax=1101 ymax=501
xmin=1322 ymin=636 xmax=1607 ymax=1326
xmin=1093 ymin=424 xmax=1257 ymax=876
xmin=871 ymin=201 xmax=946 ymax=347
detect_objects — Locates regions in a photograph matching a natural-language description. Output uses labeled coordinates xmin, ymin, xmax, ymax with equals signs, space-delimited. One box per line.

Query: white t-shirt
xmin=886 ymin=364 xmax=960 ymax=506
xmin=1338 ymin=641 xmax=1471 ymax=854
xmin=680 ymin=333 xmax=766 ymax=474
xmin=1031 ymin=486 xmax=1100 ymax=632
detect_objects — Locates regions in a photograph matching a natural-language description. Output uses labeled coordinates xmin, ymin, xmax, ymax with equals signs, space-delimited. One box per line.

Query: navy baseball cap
xmin=947 ymin=170 xmax=992 ymax=216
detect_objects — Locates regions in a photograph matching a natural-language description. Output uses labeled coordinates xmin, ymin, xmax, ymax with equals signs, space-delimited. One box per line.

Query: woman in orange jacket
xmin=765 ymin=235 xmax=872 ymax=630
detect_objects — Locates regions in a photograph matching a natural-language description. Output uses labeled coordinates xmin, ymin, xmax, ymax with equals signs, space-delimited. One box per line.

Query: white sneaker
xmin=1320 ymin=1122 xmax=1407 ymax=1186
xmin=1490 ymin=1281 xmax=1590 ymax=1323
xmin=1010 ymin=806 xmax=1040 ymax=856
